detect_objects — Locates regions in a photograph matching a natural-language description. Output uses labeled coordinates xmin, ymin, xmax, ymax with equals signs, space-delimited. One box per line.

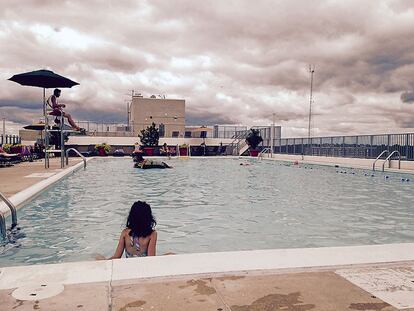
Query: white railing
xmin=258 ymin=148 xmax=271 ymax=159
xmin=381 ymin=150 xmax=401 ymax=172
xmin=65 ymin=148 xmax=87 ymax=170
xmin=372 ymin=150 xmax=389 ymax=171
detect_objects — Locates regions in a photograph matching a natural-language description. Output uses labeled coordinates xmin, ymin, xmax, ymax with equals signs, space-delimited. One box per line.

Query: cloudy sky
xmin=1 ymin=0 xmax=414 ymax=137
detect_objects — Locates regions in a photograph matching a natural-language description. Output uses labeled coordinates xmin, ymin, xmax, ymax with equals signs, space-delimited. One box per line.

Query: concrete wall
xmin=19 ymin=129 xmax=41 ymax=141
xmin=130 ymin=96 xmax=185 ymax=137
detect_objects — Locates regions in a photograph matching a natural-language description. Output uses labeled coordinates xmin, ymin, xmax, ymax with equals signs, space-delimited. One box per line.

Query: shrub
xmin=138 ymin=123 xmax=159 ymax=147
xmin=245 ymin=129 xmax=263 ymax=150
xmin=94 ymin=143 xmax=111 ymax=153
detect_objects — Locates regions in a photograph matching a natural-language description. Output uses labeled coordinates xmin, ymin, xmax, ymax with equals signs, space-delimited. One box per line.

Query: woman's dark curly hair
xmin=126 ymin=201 xmax=156 ymax=237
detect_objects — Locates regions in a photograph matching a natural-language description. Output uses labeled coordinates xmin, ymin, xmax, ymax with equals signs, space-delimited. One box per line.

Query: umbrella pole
xmin=43 ymin=88 xmax=49 ymax=169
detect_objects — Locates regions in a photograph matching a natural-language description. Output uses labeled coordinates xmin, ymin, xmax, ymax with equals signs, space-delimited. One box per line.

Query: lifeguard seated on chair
xmin=47 ymin=88 xmax=84 ymax=133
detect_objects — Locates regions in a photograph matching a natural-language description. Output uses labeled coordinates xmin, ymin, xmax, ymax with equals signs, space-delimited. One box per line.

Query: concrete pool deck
xmin=0 ymin=157 xmax=84 ymax=198
xmin=1 ymin=245 xmax=414 ymax=310
xmin=1 ymin=156 xmax=414 ymax=310
xmin=0 ymin=157 xmax=88 ymax=216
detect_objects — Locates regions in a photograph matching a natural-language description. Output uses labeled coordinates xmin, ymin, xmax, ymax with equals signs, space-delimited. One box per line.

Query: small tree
xmin=245 ymin=129 xmax=263 ymax=150
xmin=138 ymin=122 xmax=160 ymax=146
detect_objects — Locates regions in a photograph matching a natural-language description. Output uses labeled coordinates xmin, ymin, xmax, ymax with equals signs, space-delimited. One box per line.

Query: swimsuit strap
xmin=130 ymin=235 xmax=141 ymax=252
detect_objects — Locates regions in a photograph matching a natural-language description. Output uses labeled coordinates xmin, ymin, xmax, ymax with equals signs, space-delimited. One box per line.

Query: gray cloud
xmin=1 ymin=0 xmax=414 ymax=137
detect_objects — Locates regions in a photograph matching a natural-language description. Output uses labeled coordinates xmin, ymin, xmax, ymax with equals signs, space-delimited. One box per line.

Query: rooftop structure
xmin=129 ymin=95 xmax=185 ymax=137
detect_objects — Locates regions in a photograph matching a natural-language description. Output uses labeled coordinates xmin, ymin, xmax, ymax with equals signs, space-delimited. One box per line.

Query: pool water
xmin=1 ymin=158 xmax=414 ymax=266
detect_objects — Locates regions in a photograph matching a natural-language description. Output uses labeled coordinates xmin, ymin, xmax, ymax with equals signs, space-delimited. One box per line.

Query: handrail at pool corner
xmin=0 ymin=213 xmax=6 ymax=239
xmin=372 ymin=150 xmax=389 ymax=171
xmin=381 ymin=150 xmax=401 ymax=172
xmin=0 ymin=191 xmax=18 ymax=239
xmin=258 ymin=147 xmax=271 ymax=159
xmin=65 ymin=148 xmax=87 ymax=170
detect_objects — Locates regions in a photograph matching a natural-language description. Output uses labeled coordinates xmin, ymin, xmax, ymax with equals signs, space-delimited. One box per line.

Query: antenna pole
xmin=127 ymin=90 xmax=135 ymax=130
xmin=307 ymin=65 xmax=315 ymax=140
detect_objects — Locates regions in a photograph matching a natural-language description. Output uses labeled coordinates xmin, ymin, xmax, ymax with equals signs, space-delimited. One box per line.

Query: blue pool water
xmin=1 ymin=158 xmax=414 ymax=267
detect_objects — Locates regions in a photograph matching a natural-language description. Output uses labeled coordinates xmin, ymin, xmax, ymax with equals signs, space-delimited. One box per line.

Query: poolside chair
xmin=0 ymin=154 xmax=21 ymax=166
xmin=168 ymin=146 xmax=177 ymax=156
xmin=0 ymin=155 xmax=13 ymax=167
xmin=20 ymin=146 xmax=33 ymax=162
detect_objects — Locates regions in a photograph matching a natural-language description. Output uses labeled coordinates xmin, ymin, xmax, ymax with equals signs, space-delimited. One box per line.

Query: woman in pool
xmin=108 ymin=201 xmax=157 ymax=258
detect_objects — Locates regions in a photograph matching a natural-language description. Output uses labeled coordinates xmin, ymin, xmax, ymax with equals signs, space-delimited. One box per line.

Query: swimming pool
xmin=1 ymin=157 xmax=414 ymax=267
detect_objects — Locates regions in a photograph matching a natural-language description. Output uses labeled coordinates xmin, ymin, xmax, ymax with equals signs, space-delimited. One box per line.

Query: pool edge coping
xmin=261 ymin=155 xmax=414 ymax=174
xmin=1 ymin=243 xmax=414 ymax=290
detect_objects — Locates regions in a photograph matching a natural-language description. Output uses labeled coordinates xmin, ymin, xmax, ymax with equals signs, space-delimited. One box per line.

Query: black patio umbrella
xmin=8 ymin=69 xmax=79 ymax=89
xmin=23 ymin=123 xmax=46 ymax=131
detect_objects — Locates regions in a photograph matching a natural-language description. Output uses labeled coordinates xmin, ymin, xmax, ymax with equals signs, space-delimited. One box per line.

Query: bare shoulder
xmin=121 ymin=228 xmax=130 ymax=237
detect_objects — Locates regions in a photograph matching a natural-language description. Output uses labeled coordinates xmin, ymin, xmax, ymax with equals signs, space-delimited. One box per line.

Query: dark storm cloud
xmin=0 ymin=99 xmax=40 ymax=110
xmin=1 ymin=0 xmax=414 ymax=136
xmin=186 ymin=111 xmax=235 ymax=126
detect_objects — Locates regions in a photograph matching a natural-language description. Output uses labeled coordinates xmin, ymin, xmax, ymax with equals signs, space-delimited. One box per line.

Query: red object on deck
xmin=143 ymin=147 xmax=154 ymax=156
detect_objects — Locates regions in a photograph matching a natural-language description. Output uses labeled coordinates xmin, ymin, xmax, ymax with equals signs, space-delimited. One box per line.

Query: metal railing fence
xmin=0 ymin=134 xmax=21 ymax=145
xmin=268 ymin=133 xmax=414 ymax=160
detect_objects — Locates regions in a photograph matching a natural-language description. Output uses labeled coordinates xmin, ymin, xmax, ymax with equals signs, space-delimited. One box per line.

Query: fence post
xmin=387 ymin=134 xmax=390 ymax=151
xmin=302 ymin=138 xmax=304 ymax=156
xmin=406 ymin=134 xmax=409 ymax=160
xmin=370 ymin=135 xmax=374 ymax=158
xmin=319 ymin=137 xmax=322 ymax=156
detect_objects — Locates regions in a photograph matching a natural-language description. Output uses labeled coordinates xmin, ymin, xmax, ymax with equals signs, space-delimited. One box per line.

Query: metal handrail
xmin=372 ymin=150 xmax=389 ymax=171
xmin=0 ymin=214 xmax=6 ymax=239
xmin=258 ymin=148 xmax=271 ymax=159
xmin=238 ymin=140 xmax=248 ymax=156
xmin=382 ymin=150 xmax=401 ymax=172
xmin=65 ymin=148 xmax=87 ymax=170
xmin=0 ymin=191 xmax=17 ymax=239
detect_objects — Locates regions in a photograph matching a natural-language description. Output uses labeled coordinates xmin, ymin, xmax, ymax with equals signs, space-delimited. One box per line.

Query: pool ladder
xmin=65 ymin=148 xmax=87 ymax=170
xmin=382 ymin=150 xmax=401 ymax=172
xmin=258 ymin=148 xmax=271 ymax=159
xmin=0 ymin=191 xmax=17 ymax=239
xmin=372 ymin=150 xmax=401 ymax=171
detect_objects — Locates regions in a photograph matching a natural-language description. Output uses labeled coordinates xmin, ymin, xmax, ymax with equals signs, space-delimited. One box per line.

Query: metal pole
xmin=270 ymin=113 xmax=275 ymax=157
xmin=2 ymin=117 xmax=5 ymax=139
xmin=307 ymin=65 xmax=315 ymax=140
xmin=60 ymin=114 xmax=64 ymax=168
xmin=43 ymin=88 xmax=49 ymax=169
